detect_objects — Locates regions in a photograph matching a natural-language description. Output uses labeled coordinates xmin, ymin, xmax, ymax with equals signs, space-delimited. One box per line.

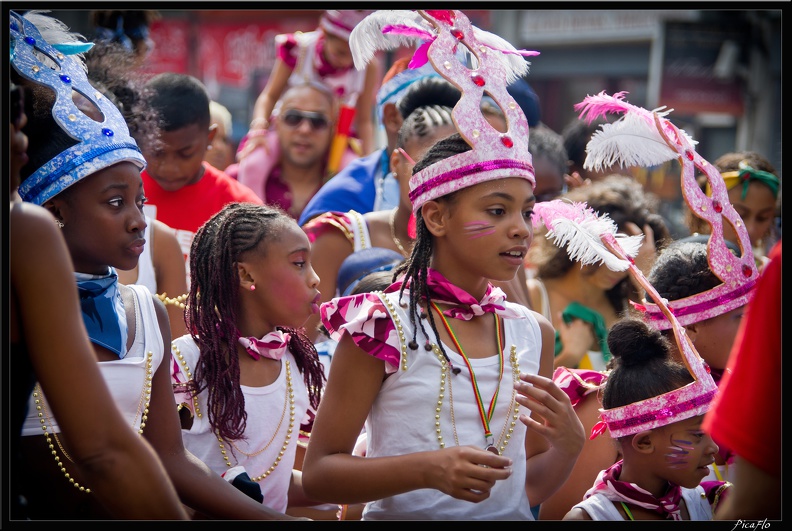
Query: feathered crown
xmin=11 ymin=11 xmax=146 ymax=206
xmin=574 ymin=91 xmax=758 ymax=330
xmin=532 ymin=199 xmax=718 ymax=439
xmin=349 ymin=10 xmax=539 ymax=212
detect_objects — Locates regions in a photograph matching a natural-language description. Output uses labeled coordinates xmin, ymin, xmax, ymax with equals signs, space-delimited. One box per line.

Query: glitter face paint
xmin=665 ymin=435 xmax=695 ymax=469
xmin=463 ymin=221 xmax=495 ymax=239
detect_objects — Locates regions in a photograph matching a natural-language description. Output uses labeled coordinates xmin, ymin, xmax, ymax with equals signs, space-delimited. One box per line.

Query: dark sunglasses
xmin=281 ymin=110 xmax=330 ymax=130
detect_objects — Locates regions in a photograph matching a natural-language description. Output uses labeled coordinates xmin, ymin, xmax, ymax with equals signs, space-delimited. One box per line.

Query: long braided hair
xmin=392 ymin=133 xmax=471 ymax=372
xmin=186 ymin=202 xmax=325 ymax=441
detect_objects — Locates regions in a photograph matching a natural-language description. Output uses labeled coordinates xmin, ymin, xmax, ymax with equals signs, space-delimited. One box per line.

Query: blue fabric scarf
xmin=75 ymin=268 xmax=128 ymax=358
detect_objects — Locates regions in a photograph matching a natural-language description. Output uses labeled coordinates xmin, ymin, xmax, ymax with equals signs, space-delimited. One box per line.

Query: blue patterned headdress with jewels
xmin=11 ymin=11 xmax=146 ymax=206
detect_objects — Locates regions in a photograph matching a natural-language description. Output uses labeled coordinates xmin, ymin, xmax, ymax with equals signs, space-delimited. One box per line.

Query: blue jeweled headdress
xmin=10 ymin=11 xmax=147 ymax=206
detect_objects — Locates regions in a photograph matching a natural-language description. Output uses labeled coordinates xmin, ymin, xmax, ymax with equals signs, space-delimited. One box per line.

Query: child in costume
xmin=524 ymin=197 xmax=728 ymax=521
xmin=300 ymin=10 xmax=585 ymax=520
xmin=533 ymin=90 xmax=755 ymax=520
xmin=564 ymin=319 xmax=727 ymax=520
xmin=240 ymin=9 xmax=379 ymax=175
xmin=12 ymin=12 xmax=301 ymax=520
xmin=170 ymin=202 xmax=326 ymax=514
xmin=9 ymin=76 xmax=186 ymax=520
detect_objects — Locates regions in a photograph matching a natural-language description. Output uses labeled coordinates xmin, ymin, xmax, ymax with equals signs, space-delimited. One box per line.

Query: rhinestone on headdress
xmin=11 ymin=11 xmax=146 ymax=206
xmin=348 ymin=10 xmax=539 ymax=212
xmin=574 ymin=91 xmax=758 ymax=330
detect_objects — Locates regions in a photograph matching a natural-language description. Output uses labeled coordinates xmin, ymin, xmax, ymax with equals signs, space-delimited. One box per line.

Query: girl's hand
xmin=515 ymin=373 xmax=585 ymax=458
xmin=236 ymin=129 xmax=271 ymax=162
xmin=554 ymin=316 xmax=595 ymax=369
xmin=624 ymin=221 xmax=656 ymax=276
xmin=424 ymin=446 xmax=513 ymax=503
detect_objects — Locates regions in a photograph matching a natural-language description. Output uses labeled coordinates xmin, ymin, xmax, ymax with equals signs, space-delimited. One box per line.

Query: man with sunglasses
xmin=237 ymin=83 xmax=336 ymax=221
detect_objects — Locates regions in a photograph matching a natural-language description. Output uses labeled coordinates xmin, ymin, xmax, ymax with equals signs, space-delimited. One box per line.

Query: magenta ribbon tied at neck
xmin=238 ymin=330 xmax=291 ymax=361
xmin=423 ymin=268 xmax=523 ymax=321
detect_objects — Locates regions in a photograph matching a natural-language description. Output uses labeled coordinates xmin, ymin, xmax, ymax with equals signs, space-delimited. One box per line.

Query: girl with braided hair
xmin=171 ymin=202 xmax=326 ymax=514
xmin=302 ymin=131 xmax=585 ymax=520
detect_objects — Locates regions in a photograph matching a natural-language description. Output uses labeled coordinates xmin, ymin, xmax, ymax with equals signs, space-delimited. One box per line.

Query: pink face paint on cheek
xmin=665 ymin=437 xmax=695 ymax=469
xmin=463 ymin=221 xmax=495 ymax=239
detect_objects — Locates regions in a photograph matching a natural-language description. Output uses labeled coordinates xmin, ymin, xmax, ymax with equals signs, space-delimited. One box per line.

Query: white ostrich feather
xmin=349 ymin=10 xmax=429 ymax=71
xmin=534 ymin=200 xmax=643 ymax=272
xmin=470 ymin=28 xmax=531 ymax=83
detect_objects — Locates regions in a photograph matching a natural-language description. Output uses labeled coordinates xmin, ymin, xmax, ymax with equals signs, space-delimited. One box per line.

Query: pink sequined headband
xmin=575 ymin=91 xmax=758 ymax=330
xmin=349 ymin=10 xmax=538 ymax=212
xmin=532 ymin=198 xmax=717 ymax=439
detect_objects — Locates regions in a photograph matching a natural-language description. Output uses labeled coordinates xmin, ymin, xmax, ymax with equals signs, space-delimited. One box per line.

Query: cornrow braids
xmin=185 ymin=202 xmax=325 ymax=441
xmin=393 ymin=133 xmax=472 ymax=374
xmin=397 ymin=104 xmax=454 ymax=150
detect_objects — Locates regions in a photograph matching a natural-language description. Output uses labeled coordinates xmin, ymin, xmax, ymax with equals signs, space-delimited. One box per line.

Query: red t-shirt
xmin=141 ymin=162 xmax=263 ymax=265
xmin=702 ymin=240 xmax=781 ymax=477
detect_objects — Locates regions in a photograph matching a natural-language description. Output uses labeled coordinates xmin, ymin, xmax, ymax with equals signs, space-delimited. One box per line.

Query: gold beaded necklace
xmin=431 ymin=302 xmax=520 ymax=455
xmin=33 ymin=350 xmax=154 ymax=493
xmin=216 ymin=360 xmax=295 ymax=482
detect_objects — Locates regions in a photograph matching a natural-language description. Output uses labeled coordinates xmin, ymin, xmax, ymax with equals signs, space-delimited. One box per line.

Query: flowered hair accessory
xmin=319 ymin=10 xmax=372 ymax=41
xmin=350 ymin=10 xmax=539 ymax=212
xmin=575 ymin=91 xmax=758 ymax=330
xmin=532 ymin=198 xmax=717 ymax=439
xmin=11 ymin=11 xmax=146 ymax=206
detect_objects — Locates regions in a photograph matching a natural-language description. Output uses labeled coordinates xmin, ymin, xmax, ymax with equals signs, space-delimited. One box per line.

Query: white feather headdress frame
xmin=350 ymin=10 xmax=541 ymax=212
xmin=532 ymin=199 xmax=717 ymax=439
xmin=349 ymin=10 xmax=536 ymax=84
xmin=575 ymin=91 xmax=758 ymax=330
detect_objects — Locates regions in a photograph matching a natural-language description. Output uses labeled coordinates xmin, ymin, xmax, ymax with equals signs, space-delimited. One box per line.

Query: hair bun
xmin=607 ymin=319 xmax=667 ymax=368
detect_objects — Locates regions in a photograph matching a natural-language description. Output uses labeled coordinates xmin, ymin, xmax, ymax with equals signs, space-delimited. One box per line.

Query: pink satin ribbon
xmin=238 ymin=330 xmax=291 ymax=361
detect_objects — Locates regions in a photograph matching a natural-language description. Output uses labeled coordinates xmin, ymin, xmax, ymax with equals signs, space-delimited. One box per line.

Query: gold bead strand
xmin=171 ymin=343 xmax=202 ymax=418
xmin=216 ymin=360 xmax=295 ymax=482
xmin=157 ymin=292 xmax=187 ymax=309
xmin=378 ymin=291 xmax=408 ymax=371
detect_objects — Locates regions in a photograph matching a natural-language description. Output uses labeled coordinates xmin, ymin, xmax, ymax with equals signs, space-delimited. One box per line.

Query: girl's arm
xmin=11 ymin=204 xmax=188 ymax=520
xmin=237 ymin=58 xmax=293 ymax=161
xmin=301 ymin=334 xmax=513 ymax=504
xmin=517 ymin=312 xmax=586 ymax=506
xmin=151 ymin=219 xmax=189 ymax=340
xmin=143 ymin=295 xmax=303 ymax=520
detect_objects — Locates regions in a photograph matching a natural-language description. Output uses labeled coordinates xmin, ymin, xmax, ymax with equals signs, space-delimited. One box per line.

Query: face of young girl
xmin=322 ymin=33 xmax=353 ymax=70
xmin=726 ymin=181 xmax=777 ymax=248
xmin=442 ymin=177 xmax=535 ymax=283
xmin=55 ymin=162 xmax=147 ymax=275
xmin=654 ymin=414 xmax=719 ymax=489
xmin=686 ymin=305 xmax=745 ymax=371
xmin=248 ymin=220 xmax=320 ymax=329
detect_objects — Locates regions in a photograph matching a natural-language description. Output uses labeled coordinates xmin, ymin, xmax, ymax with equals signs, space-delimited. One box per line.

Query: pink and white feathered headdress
xmin=532 ymin=198 xmax=717 ymax=439
xmin=574 ymin=91 xmax=758 ymax=330
xmin=349 ymin=10 xmax=539 ymax=212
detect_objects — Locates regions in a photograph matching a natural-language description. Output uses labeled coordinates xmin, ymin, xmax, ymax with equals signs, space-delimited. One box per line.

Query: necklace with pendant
xmin=431 ymin=301 xmax=519 ymax=455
